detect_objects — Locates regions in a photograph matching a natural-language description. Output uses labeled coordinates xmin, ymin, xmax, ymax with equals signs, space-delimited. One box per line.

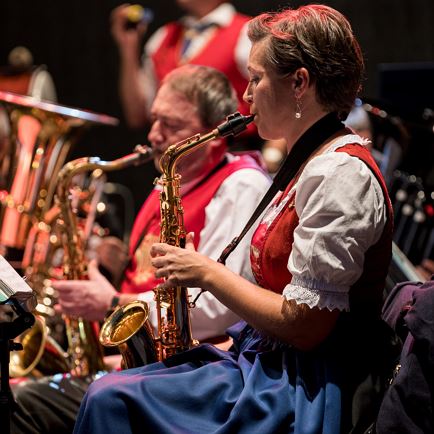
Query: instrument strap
xmin=216 ymin=112 xmax=346 ymax=268
xmin=216 ymin=112 xmax=344 ymax=266
xmin=190 ymin=112 xmax=344 ymax=306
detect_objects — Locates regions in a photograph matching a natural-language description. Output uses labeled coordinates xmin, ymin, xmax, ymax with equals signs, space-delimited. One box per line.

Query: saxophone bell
xmin=99 ymin=301 xmax=158 ymax=369
xmin=9 ymin=315 xmax=70 ymax=377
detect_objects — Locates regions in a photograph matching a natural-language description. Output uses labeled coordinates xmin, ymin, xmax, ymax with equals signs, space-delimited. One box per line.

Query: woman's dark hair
xmin=248 ymin=5 xmax=365 ymax=118
xmin=163 ymin=64 xmax=238 ymax=128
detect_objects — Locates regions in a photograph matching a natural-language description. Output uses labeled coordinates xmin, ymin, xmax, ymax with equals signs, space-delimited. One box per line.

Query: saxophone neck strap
xmin=217 ymin=112 xmax=344 ymax=265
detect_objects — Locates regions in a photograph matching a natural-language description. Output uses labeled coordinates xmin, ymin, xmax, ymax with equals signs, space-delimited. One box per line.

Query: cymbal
xmin=0 ymin=90 xmax=119 ymax=126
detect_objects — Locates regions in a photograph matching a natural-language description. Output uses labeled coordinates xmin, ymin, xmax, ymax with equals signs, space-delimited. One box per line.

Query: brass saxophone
xmin=99 ymin=112 xmax=254 ymax=368
xmin=9 ymin=145 xmax=153 ymax=377
xmin=56 ymin=144 xmax=154 ymax=376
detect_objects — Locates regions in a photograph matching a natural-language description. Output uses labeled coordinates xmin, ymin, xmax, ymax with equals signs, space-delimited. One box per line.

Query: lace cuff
xmin=282 ymin=276 xmax=350 ymax=312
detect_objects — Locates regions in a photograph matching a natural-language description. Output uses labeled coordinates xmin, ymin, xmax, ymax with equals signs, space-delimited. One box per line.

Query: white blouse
xmin=282 ymin=135 xmax=387 ymax=312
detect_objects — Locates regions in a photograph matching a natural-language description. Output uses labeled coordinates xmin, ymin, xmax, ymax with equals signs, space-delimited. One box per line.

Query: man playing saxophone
xmin=10 ymin=64 xmax=270 ymax=434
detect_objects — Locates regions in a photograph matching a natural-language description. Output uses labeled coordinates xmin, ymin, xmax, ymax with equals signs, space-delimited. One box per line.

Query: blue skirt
xmin=73 ymin=321 xmax=344 ymax=434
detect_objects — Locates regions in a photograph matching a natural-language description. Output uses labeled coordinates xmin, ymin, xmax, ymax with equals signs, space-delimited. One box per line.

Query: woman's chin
xmin=257 ymin=126 xmax=280 ymax=142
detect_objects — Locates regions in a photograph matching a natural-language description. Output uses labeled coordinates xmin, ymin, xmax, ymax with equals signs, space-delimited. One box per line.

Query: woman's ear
xmin=292 ymin=67 xmax=310 ymax=95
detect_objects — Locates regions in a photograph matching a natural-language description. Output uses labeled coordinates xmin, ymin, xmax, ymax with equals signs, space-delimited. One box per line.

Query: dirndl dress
xmin=74 ymin=320 xmax=343 ymax=434
xmin=74 ymin=139 xmax=395 ymax=434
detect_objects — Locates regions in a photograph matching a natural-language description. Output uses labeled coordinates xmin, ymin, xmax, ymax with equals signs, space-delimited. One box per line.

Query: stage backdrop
xmin=1 ymin=0 xmax=433 ymax=214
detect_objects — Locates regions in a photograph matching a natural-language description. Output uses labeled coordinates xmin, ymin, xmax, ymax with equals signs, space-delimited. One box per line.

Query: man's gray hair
xmin=162 ymin=64 xmax=238 ymax=128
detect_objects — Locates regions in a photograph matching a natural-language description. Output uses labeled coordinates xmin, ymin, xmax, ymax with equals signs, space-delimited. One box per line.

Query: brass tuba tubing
xmin=0 ymin=90 xmax=118 ymax=256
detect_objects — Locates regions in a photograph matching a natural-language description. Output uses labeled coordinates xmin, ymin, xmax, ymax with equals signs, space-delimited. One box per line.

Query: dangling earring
xmin=295 ymin=95 xmax=302 ymax=119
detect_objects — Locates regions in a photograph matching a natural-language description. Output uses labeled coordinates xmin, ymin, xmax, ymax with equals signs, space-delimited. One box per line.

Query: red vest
xmin=121 ymin=154 xmax=263 ymax=294
xmin=250 ymin=144 xmax=393 ymax=315
xmin=151 ymin=14 xmax=251 ymax=123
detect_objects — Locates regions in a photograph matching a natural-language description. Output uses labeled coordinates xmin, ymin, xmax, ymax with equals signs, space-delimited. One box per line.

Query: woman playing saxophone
xmin=75 ymin=6 xmax=397 ymax=434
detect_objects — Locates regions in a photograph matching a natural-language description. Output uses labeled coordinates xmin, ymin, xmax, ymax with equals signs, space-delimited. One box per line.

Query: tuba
xmin=0 ymin=90 xmax=118 ymax=269
xmin=0 ymin=91 xmax=121 ymax=377
xmin=99 ymin=112 xmax=254 ymax=368
xmin=9 ymin=145 xmax=153 ymax=377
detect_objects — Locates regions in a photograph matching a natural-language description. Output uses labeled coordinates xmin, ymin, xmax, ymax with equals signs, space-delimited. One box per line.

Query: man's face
xmin=147 ymin=83 xmax=206 ymax=176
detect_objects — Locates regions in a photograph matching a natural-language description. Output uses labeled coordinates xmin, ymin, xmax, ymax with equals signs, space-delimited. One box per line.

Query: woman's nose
xmin=243 ymin=86 xmax=253 ymax=104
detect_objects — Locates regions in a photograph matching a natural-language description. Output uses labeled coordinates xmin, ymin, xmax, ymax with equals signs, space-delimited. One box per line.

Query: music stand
xmin=0 ymin=255 xmax=36 ymax=434
xmin=0 ymin=299 xmax=34 ymax=434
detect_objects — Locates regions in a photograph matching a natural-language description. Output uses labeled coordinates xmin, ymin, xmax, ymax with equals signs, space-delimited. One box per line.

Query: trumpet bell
xmin=99 ymin=301 xmax=158 ymax=368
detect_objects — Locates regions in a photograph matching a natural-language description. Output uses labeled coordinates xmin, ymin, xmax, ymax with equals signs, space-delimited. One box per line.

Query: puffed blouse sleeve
xmin=282 ymin=150 xmax=387 ymax=311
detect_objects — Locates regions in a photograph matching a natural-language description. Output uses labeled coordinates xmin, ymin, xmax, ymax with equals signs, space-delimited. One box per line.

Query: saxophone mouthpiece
xmin=217 ymin=112 xmax=255 ymax=138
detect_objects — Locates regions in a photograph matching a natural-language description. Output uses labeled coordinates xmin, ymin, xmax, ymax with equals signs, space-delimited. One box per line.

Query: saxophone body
xmin=9 ymin=145 xmax=153 ymax=377
xmin=57 ymin=145 xmax=154 ymax=376
xmin=153 ymin=142 xmax=197 ymax=359
xmin=99 ymin=112 xmax=254 ymax=368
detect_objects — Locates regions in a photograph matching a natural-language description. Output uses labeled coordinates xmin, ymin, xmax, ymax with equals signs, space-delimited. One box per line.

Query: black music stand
xmin=0 ymin=299 xmax=34 ymax=434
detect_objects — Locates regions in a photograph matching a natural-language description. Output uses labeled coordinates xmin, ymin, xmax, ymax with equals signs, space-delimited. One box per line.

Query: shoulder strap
xmin=217 ymin=112 xmax=343 ymax=265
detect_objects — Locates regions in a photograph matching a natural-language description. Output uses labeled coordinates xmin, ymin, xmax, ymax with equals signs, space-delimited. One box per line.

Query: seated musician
xmin=10 ymin=64 xmax=270 ymax=434
xmin=73 ymin=5 xmax=397 ymax=433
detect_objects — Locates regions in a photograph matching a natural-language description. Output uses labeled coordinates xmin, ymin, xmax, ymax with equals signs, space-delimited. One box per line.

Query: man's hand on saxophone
xmin=52 ymin=260 xmax=128 ymax=322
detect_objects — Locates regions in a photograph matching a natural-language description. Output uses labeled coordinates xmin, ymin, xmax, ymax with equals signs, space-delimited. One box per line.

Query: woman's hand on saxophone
xmin=52 ymin=260 xmax=118 ymax=321
xmin=151 ymin=233 xmax=220 ymax=290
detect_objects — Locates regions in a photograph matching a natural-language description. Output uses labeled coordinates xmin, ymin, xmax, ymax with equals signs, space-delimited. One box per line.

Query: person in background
xmin=111 ymin=0 xmax=286 ymax=171
xmin=111 ymin=0 xmax=251 ymax=130
xmin=10 ymin=64 xmax=270 ymax=434
xmin=74 ymin=5 xmax=396 ymax=433
xmin=344 ymin=102 xmax=408 ymax=187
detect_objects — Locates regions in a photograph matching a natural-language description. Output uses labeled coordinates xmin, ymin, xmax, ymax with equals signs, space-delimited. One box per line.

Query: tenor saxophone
xmin=99 ymin=112 xmax=254 ymax=368
xmin=9 ymin=145 xmax=153 ymax=377
xmin=56 ymin=144 xmax=154 ymax=376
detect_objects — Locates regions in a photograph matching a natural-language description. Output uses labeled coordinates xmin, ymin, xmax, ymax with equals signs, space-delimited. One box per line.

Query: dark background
xmin=1 ymin=0 xmax=433 ymax=212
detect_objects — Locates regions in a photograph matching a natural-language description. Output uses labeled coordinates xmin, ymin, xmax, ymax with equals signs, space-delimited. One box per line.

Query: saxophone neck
xmin=57 ymin=145 xmax=153 ymax=196
xmin=56 ymin=145 xmax=154 ymax=279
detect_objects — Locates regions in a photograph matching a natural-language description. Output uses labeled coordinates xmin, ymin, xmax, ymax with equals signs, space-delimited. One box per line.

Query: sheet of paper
xmin=0 ymin=255 xmax=36 ymax=310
